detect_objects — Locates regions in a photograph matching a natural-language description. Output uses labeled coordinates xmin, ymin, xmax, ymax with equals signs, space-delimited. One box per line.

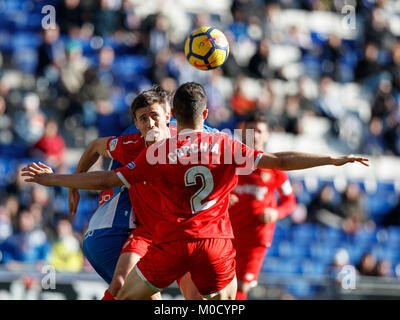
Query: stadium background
xmin=0 ymin=0 xmax=400 ymax=300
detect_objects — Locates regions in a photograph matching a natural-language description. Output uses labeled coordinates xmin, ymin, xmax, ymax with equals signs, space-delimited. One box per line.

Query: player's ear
xmin=202 ymin=109 xmax=208 ymax=120
xmin=165 ymin=110 xmax=171 ymax=124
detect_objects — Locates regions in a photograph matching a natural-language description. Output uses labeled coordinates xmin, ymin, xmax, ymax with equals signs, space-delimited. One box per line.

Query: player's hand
xmin=331 ymin=155 xmax=369 ymax=167
xmin=229 ymin=194 xmax=239 ymax=208
xmin=20 ymin=162 xmax=54 ymax=186
xmin=68 ymin=188 xmax=80 ymax=217
xmin=260 ymin=208 xmax=279 ymax=224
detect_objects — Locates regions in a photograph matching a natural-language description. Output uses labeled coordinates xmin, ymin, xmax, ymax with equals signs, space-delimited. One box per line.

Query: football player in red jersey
xmin=21 ymin=82 xmax=369 ymax=300
xmin=230 ymin=111 xmax=296 ymax=300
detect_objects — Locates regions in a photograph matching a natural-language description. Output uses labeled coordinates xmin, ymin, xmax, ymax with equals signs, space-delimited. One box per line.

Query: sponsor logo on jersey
xmin=123 ymin=140 xmax=138 ymax=145
xmin=261 ymin=172 xmax=270 ymax=182
xmin=127 ymin=162 xmax=135 ymax=169
xmin=109 ymin=138 xmax=118 ymax=151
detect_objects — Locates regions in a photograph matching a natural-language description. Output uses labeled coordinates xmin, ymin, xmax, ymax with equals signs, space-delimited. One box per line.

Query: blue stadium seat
xmin=262 ymin=258 xmax=302 ymax=276
xmin=291 ymin=223 xmax=319 ymax=244
xmin=344 ymin=244 xmax=369 ymax=265
xmin=387 ymin=227 xmax=400 ymax=248
xmin=309 ymin=243 xmax=338 ymax=264
xmin=11 ymin=31 xmax=41 ymax=51
xmin=277 ymin=241 xmax=310 ymax=259
xmin=261 ymin=257 xmax=281 ymax=274
xmin=273 ymin=223 xmax=291 ymax=241
xmin=13 ymin=47 xmax=38 ymax=73
xmin=352 ymin=228 xmax=377 ymax=246
xmin=0 ymin=158 xmax=20 ymax=187
xmin=310 ymin=31 xmax=329 ymax=46
xmin=301 ymin=259 xmax=328 ymax=279
xmin=318 ymin=226 xmax=344 ymax=244
xmin=286 ymin=279 xmax=317 ymax=299
xmin=277 ymin=258 xmax=303 ymax=275
xmin=371 ymin=245 xmax=400 ymax=265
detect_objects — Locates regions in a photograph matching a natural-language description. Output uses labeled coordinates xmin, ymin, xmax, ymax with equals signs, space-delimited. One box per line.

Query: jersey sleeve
xmin=106 ymin=134 xmax=141 ymax=165
xmin=230 ymin=136 xmax=263 ymax=172
xmin=274 ymin=170 xmax=296 ymax=219
xmin=114 ymin=148 xmax=157 ymax=189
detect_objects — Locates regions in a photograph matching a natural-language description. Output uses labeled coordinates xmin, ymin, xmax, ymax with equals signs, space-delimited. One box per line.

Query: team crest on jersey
xmin=109 ymin=138 xmax=118 ymax=151
xmin=127 ymin=162 xmax=135 ymax=169
xmin=261 ymin=172 xmax=270 ymax=182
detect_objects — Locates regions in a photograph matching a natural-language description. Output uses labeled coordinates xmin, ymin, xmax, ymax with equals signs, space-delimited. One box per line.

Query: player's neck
xmin=177 ymin=122 xmax=203 ymax=133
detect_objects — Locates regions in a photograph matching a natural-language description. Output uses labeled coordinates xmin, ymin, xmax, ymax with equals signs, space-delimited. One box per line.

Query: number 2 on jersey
xmin=184 ymin=166 xmax=216 ymax=214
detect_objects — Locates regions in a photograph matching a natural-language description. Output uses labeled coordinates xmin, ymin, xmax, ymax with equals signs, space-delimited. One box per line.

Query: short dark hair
xmin=172 ymin=82 xmax=207 ymax=125
xmin=130 ymin=85 xmax=170 ymax=119
xmin=243 ymin=110 xmax=269 ymax=128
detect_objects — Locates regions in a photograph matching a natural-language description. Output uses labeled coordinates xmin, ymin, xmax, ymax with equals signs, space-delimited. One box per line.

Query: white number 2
xmin=184 ymin=166 xmax=216 ymax=214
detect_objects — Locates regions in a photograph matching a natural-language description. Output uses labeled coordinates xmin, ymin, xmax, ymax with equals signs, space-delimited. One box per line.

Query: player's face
xmin=244 ymin=121 xmax=269 ymax=150
xmin=134 ymin=103 xmax=170 ymax=144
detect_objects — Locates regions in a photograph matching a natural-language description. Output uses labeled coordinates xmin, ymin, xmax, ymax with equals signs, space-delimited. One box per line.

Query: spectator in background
xmin=320 ymin=34 xmax=344 ymax=82
xmin=383 ymin=104 xmax=400 ymax=156
xmin=0 ymin=210 xmax=50 ymax=269
xmin=93 ymin=0 xmax=124 ymax=37
xmin=0 ymin=96 xmax=13 ymax=144
xmin=37 ymin=24 xmax=66 ymax=76
xmin=280 ymin=95 xmax=304 ymax=135
xmin=386 ymin=41 xmax=400 ymax=92
xmin=315 ymin=76 xmax=345 ymax=136
xmin=60 ymin=41 xmax=90 ymax=96
xmin=2 ymin=195 xmax=19 ymax=230
xmin=0 ymin=205 xmax=12 ymax=244
xmin=203 ymin=69 xmax=232 ymax=128
xmin=148 ymin=14 xmax=169 ymax=57
xmin=354 ymin=42 xmax=382 ymax=85
xmin=13 ymin=93 xmax=46 ymax=146
xmin=49 ymin=218 xmax=83 ymax=272
xmin=58 ymin=0 xmax=84 ymax=36
xmin=306 ymin=184 xmax=344 ymax=229
xmin=31 ymin=120 xmax=66 ymax=169
xmin=371 ymin=78 xmax=396 ymax=119
xmin=97 ymin=46 xmax=116 ymax=88
xmin=376 ymin=260 xmax=393 ymax=278
xmin=362 ymin=117 xmax=387 ymax=156
xmin=230 ymin=76 xmax=257 ymax=117
xmin=339 ymin=183 xmax=373 ymax=234
xmin=364 ymin=7 xmax=394 ymax=50
xmin=356 ymin=253 xmax=378 ymax=276
xmin=79 ymin=68 xmax=110 ymax=105
xmin=247 ymin=39 xmax=271 ymax=79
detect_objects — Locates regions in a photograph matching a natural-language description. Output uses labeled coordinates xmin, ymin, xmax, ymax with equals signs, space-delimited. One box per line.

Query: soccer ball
xmin=184 ymin=26 xmax=229 ymax=71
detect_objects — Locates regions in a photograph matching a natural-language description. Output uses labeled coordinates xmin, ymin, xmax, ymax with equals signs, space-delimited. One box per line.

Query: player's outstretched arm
xmin=257 ymin=152 xmax=369 ymax=171
xmin=69 ymin=137 xmax=110 ymax=215
xmin=21 ymin=162 xmax=123 ymax=190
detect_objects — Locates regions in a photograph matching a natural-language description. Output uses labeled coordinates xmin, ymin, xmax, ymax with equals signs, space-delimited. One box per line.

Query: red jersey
xmin=115 ymin=130 xmax=263 ymax=244
xmin=106 ymin=127 xmax=177 ymax=239
xmin=229 ymin=169 xmax=296 ymax=247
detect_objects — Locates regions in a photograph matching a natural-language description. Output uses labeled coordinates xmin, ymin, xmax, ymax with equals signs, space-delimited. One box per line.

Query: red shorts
xmin=233 ymin=239 xmax=267 ymax=285
xmin=136 ymin=238 xmax=236 ymax=298
xmin=120 ymin=231 xmax=152 ymax=258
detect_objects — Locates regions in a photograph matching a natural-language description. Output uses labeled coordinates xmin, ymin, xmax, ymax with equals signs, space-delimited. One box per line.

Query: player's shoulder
xmin=118 ymin=132 xmax=144 ymax=144
xmin=270 ymin=168 xmax=290 ymax=182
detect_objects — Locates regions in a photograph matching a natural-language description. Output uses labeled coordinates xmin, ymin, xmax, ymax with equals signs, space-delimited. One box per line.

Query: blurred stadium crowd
xmin=1 ymin=0 xmax=400 ymax=299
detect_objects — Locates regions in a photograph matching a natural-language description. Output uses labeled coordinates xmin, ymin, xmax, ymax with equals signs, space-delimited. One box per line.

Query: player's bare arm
xmin=21 ymin=162 xmax=123 ymax=190
xmin=257 ymin=152 xmax=369 ymax=171
xmin=68 ymin=137 xmax=111 ymax=215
